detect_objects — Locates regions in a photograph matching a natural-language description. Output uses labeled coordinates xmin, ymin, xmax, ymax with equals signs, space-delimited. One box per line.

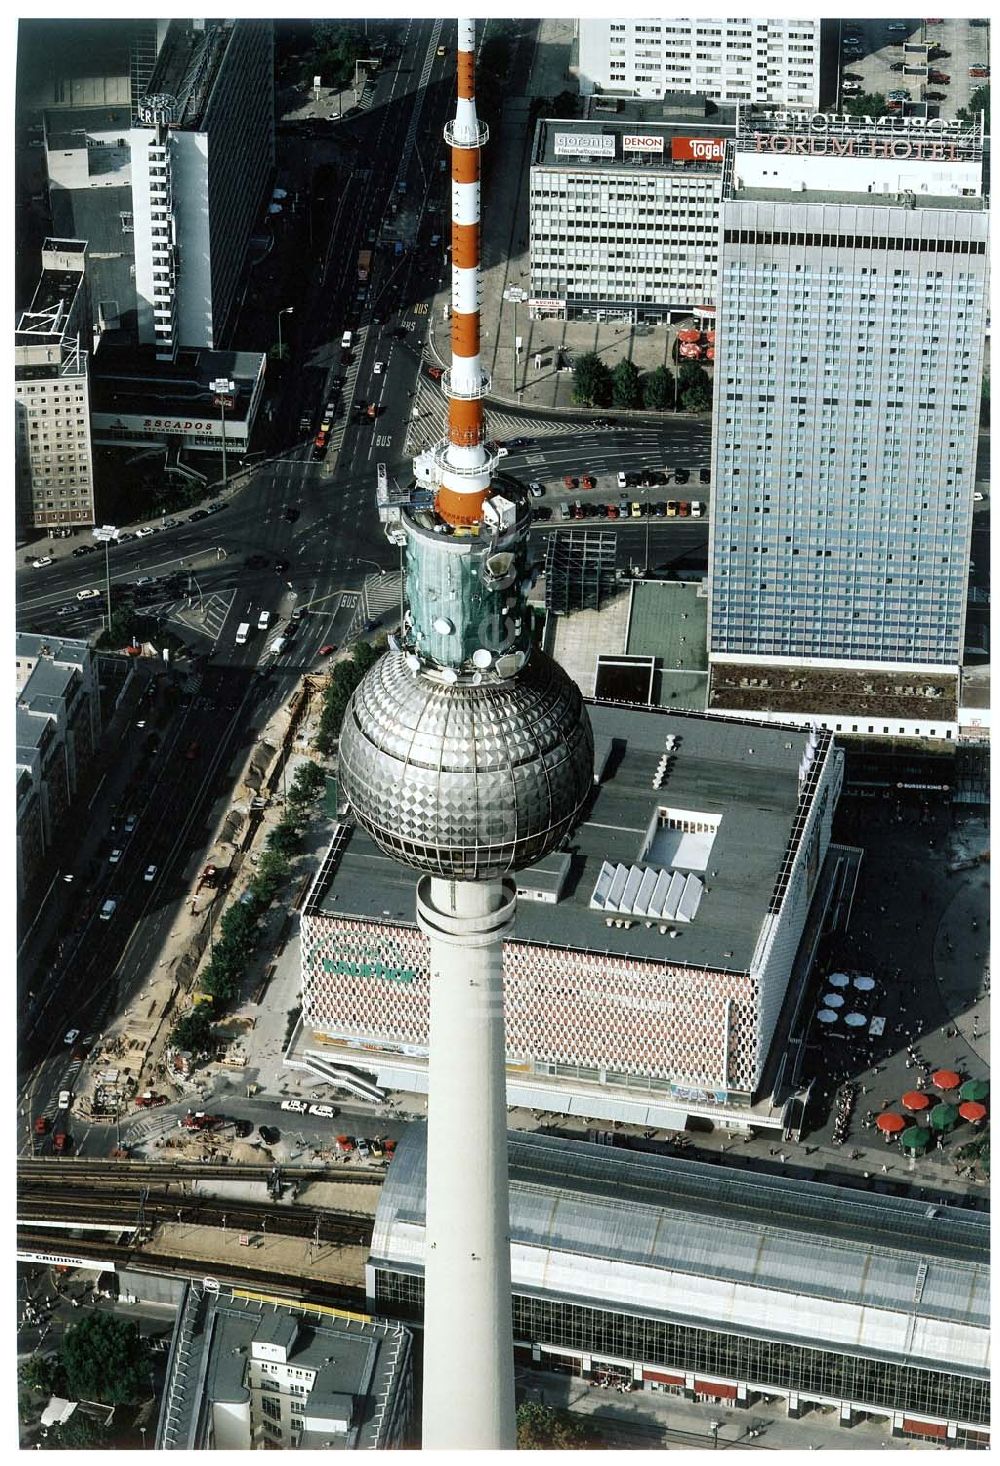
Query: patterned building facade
xmin=300 ymin=718 xmax=842 ymax=1121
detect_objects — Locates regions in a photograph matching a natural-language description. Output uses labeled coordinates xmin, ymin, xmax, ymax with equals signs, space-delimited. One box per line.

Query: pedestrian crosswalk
xmin=326 ymin=326 xmax=369 ymax=465
xmin=363 ymin=570 xmax=403 ymax=624
xmin=404 ymin=374 xmax=588 ymax=456
xmin=355 ymin=81 xmax=376 ymax=113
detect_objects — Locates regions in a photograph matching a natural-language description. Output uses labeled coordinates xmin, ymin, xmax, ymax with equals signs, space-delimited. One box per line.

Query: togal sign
xmin=671 ymin=135 xmax=725 ymax=163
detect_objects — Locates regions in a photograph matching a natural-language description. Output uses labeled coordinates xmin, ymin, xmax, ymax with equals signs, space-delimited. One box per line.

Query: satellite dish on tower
xmin=472 ymin=648 xmax=493 ymax=669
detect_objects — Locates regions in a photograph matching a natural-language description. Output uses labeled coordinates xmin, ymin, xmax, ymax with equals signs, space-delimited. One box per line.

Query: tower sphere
xmin=339 ymin=647 xmax=593 ymax=881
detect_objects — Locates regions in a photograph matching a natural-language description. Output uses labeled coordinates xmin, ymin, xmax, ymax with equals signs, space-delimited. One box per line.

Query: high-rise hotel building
xmin=707 ymin=110 xmax=988 ymax=730
xmin=577 ymin=19 xmax=822 ymax=109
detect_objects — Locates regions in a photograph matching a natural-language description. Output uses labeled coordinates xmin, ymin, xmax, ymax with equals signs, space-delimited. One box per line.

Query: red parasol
xmin=677 ymin=328 xmax=701 ymax=342
xmin=876 ymin=1112 xmax=906 ymax=1134
xmin=901 ymin=1091 xmax=930 ymax=1111
xmin=958 ymin=1101 xmax=987 ymax=1124
xmin=932 ymin=1069 xmax=961 ymax=1090
xmin=704 ymin=346 xmax=715 ymax=360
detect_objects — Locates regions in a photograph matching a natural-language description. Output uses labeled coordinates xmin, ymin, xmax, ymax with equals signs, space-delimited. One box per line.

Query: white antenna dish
xmin=472 ymin=648 xmax=493 ymax=668
xmin=433 ymin=617 xmax=455 ymax=636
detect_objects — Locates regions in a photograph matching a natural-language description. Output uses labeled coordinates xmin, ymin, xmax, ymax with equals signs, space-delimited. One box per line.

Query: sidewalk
xmin=422 ymin=18 xmax=711 ymax=423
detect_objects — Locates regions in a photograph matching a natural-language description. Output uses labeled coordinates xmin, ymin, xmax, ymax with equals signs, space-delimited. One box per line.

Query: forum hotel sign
xmin=745 ymin=111 xmax=979 ymax=162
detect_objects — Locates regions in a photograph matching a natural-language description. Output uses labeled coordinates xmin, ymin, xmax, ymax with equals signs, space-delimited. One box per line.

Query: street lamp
xmin=277 ymin=306 xmax=294 ymax=362
xmin=210 ymin=378 xmax=235 ymax=490
xmin=503 ymin=286 xmax=527 ymax=391
xmin=710 ymin=1420 xmax=722 ymax=1450
xmin=92 ymin=524 xmax=119 ymax=634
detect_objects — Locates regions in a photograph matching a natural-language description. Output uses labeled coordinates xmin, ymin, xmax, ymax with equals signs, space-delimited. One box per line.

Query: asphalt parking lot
xmin=837 ymin=16 xmax=989 ymax=117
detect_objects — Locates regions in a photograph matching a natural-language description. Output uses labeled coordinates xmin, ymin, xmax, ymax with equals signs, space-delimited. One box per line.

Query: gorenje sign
xmin=623 ymin=133 xmax=664 ymax=154
xmin=671 ymin=136 xmax=725 ymax=163
xmin=554 ymin=132 xmax=615 ymax=157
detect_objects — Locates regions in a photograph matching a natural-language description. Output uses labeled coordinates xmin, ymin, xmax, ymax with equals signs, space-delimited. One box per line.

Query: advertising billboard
xmin=554 ymin=132 xmax=615 ymax=157
xmin=671 ymin=136 xmax=726 ymax=164
xmin=623 ymin=133 xmax=664 ymax=154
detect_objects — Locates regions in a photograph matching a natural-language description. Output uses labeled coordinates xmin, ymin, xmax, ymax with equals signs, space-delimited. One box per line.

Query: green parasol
xmin=929 ymin=1103 xmax=959 ymax=1132
xmin=899 ymin=1126 xmax=932 ymax=1151
xmin=959 ymin=1078 xmax=989 ymax=1103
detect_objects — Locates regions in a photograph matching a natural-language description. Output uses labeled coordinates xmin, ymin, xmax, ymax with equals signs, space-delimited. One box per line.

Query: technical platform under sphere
xmin=339 ymin=648 xmax=594 ymax=881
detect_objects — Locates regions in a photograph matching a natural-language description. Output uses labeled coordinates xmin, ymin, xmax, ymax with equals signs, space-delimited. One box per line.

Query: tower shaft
xmin=418 ymin=875 xmax=517 ymax=1450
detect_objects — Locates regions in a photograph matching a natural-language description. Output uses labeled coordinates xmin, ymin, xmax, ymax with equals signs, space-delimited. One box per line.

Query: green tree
xmin=59 ymin=1314 xmax=150 ymax=1405
xmin=312 ymin=22 xmax=364 ymax=88
xmin=170 ymin=1004 xmax=215 ymax=1055
xmin=288 ymin=760 xmax=326 ymax=808
xmin=571 ymin=352 xmax=612 ymax=408
xmin=251 ymin=848 xmax=291 ymax=904
xmin=199 ymin=952 xmax=242 ymax=1004
xmin=266 ymin=818 xmax=302 ymax=859
xmin=314 ymin=640 xmax=384 ymax=753
xmin=516 ymin=1402 xmax=595 ymax=1450
xmin=642 ymin=364 xmax=674 ymax=411
xmin=610 ymin=358 xmax=642 ymax=410
xmin=39 ymin=1412 xmax=110 ymax=1449
xmin=678 ymin=361 xmax=713 ymax=413
xmin=19 ymin=1355 xmax=61 ymax=1396
xmin=957 ymin=84 xmax=990 ymax=131
xmin=219 ymin=901 xmax=258 ymax=951
xmin=841 ymin=92 xmax=888 ymax=118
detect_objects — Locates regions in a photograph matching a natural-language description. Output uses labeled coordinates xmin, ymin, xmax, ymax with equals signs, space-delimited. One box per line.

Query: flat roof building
xmin=577 ymin=19 xmax=823 ymax=110
xmin=707 ymin=109 xmax=988 ymax=730
xmin=300 ymin=701 xmax=843 ymax=1129
xmin=530 ymin=110 xmax=731 ymax=322
xmin=369 ymin=1128 xmax=989 ymax=1449
xmin=15 ymin=239 xmax=95 ymax=533
xmin=157 ymin=1287 xmax=414 ymax=1450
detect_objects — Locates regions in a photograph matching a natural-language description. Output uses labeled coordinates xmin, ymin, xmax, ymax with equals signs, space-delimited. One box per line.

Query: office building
xmin=302 ymin=702 xmax=843 ymax=1132
xmin=15 ymin=239 xmax=96 ymax=532
xmin=23 ymin=20 xmax=273 ymax=359
xmin=708 ymin=109 xmax=988 ymax=728
xmin=577 ymin=19 xmax=822 ymax=109
xmin=369 ymin=1128 xmax=989 ymax=1449
xmin=152 ymin=1286 xmax=413 ymax=1450
xmin=16 ymin=633 xmax=102 ymax=900
xmin=529 ymin=111 xmax=730 ymax=322
xmin=131 ymin=19 xmax=274 ymax=357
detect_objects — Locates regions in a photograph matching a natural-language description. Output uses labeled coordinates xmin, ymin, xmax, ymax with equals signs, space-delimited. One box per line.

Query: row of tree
xmin=20 ymin=1313 xmax=151 ymax=1441
xmin=314 ymin=638 xmax=383 ymax=754
xmin=572 ymin=352 xmax=713 ymax=413
xmin=169 ymin=759 xmax=327 ymax=1053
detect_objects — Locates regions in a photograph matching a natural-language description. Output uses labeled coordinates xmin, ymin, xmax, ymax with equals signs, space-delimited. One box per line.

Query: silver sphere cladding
xmin=338 ymin=648 xmax=594 ymax=880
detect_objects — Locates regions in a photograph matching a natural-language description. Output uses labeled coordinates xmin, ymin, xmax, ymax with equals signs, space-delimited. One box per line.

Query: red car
xmin=582 ymin=475 xmax=596 ymax=490
xmin=319 ymin=643 xmax=337 ymax=656
xmin=563 ymin=475 xmax=578 ymax=489
xmin=34 ymin=1115 xmax=49 ymax=1136
xmin=336 ymin=1134 xmax=355 ymax=1153
xmin=53 ymin=1131 xmax=70 ymax=1153
xmin=928 ymin=70 xmax=950 ymax=83
xmin=425 ymin=365 xmax=444 ymax=381
xmin=678 ymin=501 xmax=691 ymax=517
xmin=135 ymin=1092 xmax=167 ymax=1109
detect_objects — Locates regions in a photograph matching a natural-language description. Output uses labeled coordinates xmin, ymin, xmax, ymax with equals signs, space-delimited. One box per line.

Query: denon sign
xmin=671 ymin=136 xmax=725 ymax=163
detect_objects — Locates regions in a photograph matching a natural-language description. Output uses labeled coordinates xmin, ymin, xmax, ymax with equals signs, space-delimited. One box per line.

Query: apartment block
xmin=578 ymin=19 xmax=822 ymax=108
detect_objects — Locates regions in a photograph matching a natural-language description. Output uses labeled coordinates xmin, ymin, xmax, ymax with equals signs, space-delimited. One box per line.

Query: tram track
xmin=17 ymin=1157 xmax=385 ymax=1186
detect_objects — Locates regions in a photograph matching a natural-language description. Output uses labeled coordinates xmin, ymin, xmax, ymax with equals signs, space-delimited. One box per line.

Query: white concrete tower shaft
xmin=435 ymin=16 xmax=495 ymax=528
xmin=417 ymin=874 xmax=517 ymax=1450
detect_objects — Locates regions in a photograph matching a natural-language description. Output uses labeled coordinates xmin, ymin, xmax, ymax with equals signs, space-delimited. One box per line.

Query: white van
xmin=268 ymin=635 xmax=288 ymax=656
xmin=341 ymin=330 xmax=353 ymax=350
xmin=280 ymin=1099 xmax=308 ymax=1114
xmin=235 ymin=622 xmax=251 ymax=645
xmin=99 ymin=898 xmax=117 ymax=921
xmin=257 ymin=610 xmax=271 ymax=632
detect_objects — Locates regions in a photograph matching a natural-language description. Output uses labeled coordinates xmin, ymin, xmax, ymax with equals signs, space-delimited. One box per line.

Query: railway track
xmin=17 ymin=1157 xmax=384 ymax=1186
xmin=17 ymin=1182 xmax=375 ymax=1246
xmin=15 ymin=1227 xmax=368 ymax=1312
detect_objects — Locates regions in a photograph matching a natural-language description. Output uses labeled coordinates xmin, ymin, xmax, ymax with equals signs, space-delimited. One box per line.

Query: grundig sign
xmin=322 ymin=955 xmax=417 ymax=984
xmin=752 ymin=134 xmax=965 ymax=160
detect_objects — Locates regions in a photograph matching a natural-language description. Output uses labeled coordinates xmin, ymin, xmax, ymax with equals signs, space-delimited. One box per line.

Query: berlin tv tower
xmin=338 ymin=18 xmax=593 ymax=1450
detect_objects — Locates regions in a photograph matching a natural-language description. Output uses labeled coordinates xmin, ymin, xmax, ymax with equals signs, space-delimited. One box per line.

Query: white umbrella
xmin=823 ymin=993 xmax=845 ymax=1009
xmin=817 ymin=1009 xmax=837 ymax=1025
xmin=272 ymin=187 xmax=288 ymax=200
xmin=844 ymin=1012 xmax=867 ymax=1028
xmin=828 ymin=972 xmax=850 ymax=988
xmin=853 ymin=975 xmax=875 ymax=992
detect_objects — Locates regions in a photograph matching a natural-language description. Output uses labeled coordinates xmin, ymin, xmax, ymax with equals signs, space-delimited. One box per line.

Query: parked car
xmin=678 ymin=501 xmax=691 ymax=517
xmin=928 ymin=71 xmax=950 ymax=84
xmin=188 ymin=509 xmax=209 ymax=523
xmin=889 ymin=60 xmax=906 ymax=71
xmin=674 ymin=469 xmax=689 ymax=485
xmin=64 ymin=1029 xmax=80 ymax=1045
xmin=843 ymin=71 xmax=864 ymax=82
xmin=31 ymin=557 xmax=52 ymax=568
xmin=699 ymin=468 xmax=711 ymax=485
xmin=666 ymin=501 xmax=679 ymax=517
xmin=72 ymin=544 xmax=95 ymax=557
xmin=528 ymin=481 xmax=544 ymax=497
